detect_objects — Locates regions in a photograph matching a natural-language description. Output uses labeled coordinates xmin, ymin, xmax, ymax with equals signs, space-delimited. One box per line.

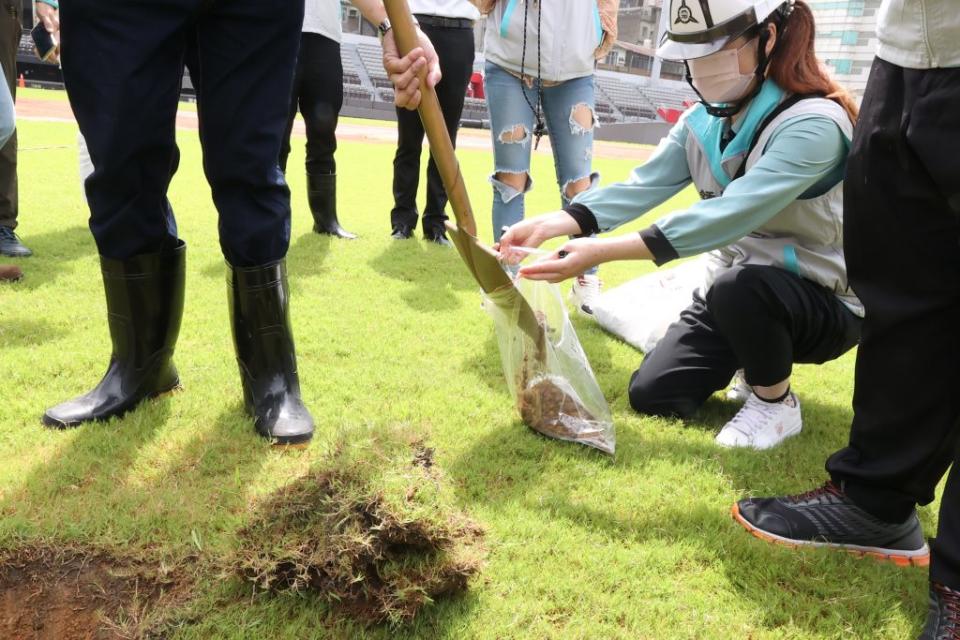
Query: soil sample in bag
xmin=518 ymin=375 xmax=612 ymax=454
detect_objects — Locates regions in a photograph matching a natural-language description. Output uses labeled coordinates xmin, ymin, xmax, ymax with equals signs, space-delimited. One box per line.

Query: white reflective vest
xmin=684 ymin=97 xmax=864 ymax=316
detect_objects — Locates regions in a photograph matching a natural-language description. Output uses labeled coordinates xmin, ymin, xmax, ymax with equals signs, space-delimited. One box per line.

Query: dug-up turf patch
xmin=0 ymin=545 xmax=187 ymax=640
xmin=233 ymin=429 xmax=485 ymax=626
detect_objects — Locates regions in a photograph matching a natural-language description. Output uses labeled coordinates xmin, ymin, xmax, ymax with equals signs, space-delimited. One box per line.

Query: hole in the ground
xmin=0 ymin=546 xmax=188 ymax=640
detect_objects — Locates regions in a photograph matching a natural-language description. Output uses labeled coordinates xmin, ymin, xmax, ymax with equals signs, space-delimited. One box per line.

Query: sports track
xmin=16 ymin=95 xmax=655 ymax=163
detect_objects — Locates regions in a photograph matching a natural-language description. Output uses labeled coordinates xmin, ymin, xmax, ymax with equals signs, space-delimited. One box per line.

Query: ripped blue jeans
xmin=485 ymin=61 xmax=598 ymax=274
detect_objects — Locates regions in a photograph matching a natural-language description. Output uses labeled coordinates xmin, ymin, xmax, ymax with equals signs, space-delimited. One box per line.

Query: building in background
xmin=340 ymin=0 xmax=378 ymax=37
xmin=613 ymin=0 xmax=880 ymax=98
xmin=601 ymin=0 xmax=686 ymax=80
xmin=809 ymin=0 xmax=881 ymax=98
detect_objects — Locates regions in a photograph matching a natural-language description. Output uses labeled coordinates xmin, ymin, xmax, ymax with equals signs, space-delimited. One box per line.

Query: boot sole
xmin=251 ymin=415 xmax=313 ymax=448
xmin=41 ymin=381 xmax=183 ymax=429
xmin=265 ymin=432 xmax=313 ymax=448
xmin=272 ymin=438 xmax=311 ymax=449
xmin=731 ymin=503 xmax=930 ymax=567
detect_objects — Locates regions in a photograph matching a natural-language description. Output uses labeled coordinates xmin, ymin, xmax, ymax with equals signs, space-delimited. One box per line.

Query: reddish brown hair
xmin=767 ymin=0 xmax=859 ymax=123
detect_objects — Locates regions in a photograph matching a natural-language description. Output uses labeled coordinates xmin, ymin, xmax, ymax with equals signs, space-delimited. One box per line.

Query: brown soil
xmin=0 ymin=546 xmax=185 ymax=640
xmin=233 ymin=437 xmax=484 ymax=626
xmin=518 ymin=376 xmax=614 ymax=454
xmin=519 ymin=378 xmax=595 ymax=438
xmin=412 ymin=443 xmax=435 ymax=469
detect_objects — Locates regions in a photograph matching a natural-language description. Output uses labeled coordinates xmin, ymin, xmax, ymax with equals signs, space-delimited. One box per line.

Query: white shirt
xmin=876 ymin=0 xmax=960 ymax=69
xmin=303 ymin=0 xmax=342 ymax=42
xmin=408 ymin=0 xmax=480 ymax=20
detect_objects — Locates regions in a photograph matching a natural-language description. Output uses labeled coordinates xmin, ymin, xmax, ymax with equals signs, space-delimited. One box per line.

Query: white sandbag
xmin=591 ymin=257 xmax=710 ymax=353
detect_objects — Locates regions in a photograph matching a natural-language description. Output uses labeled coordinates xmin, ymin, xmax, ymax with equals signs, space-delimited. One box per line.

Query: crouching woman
xmin=499 ymin=0 xmax=862 ymax=450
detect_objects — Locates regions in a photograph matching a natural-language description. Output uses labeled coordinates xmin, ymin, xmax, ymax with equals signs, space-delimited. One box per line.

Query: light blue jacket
xmin=573 ymin=81 xmax=862 ymax=314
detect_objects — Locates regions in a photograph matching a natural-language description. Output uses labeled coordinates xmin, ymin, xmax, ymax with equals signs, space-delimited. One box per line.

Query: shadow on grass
xmin=137 ymin=418 xmax=482 ymax=639
xmin=0 ymin=389 xmax=478 ymax=637
xmin=286 ymin=231 xmax=332 ymax=278
xmin=15 ymin=225 xmax=95 ymax=290
xmin=197 ymin=231 xmax=333 ymax=282
xmin=446 ymin=391 xmax=928 ymax=637
xmin=368 ymin=239 xmax=476 ymax=314
xmin=169 ymin=577 xmax=479 ymax=640
xmin=198 ymin=258 xmax=225 ymax=281
xmin=0 ymin=396 xmax=175 ymax=543
xmin=0 ymin=392 xmax=273 ymax=568
xmin=646 ymin=504 xmax=927 ymax=636
xmin=0 ymin=318 xmax=67 ymax=348
xmin=0 ymin=390 xmax=308 ymax=632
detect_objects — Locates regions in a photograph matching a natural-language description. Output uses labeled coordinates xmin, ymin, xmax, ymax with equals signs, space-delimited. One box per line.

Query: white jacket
xmin=876 ymin=0 xmax=960 ymax=69
xmin=483 ymin=0 xmax=604 ymax=83
xmin=303 ymin=0 xmax=341 ymax=42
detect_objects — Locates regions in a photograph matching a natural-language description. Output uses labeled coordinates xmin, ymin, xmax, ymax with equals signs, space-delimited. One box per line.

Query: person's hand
xmin=518 ymin=237 xmax=606 ymax=283
xmin=496 ymin=211 xmax=583 ymax=265
xmin=34 ymin=2 xmax=60 ymax=64
xmin=382 ymin=28 xmax=441 ymax=110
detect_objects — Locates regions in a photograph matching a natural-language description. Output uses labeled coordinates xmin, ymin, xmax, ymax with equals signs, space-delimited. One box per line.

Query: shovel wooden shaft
xmin=383 ymin=0 xmax=544 ymax=352
xmin=383 ymin=0 xmax=477 ymax=237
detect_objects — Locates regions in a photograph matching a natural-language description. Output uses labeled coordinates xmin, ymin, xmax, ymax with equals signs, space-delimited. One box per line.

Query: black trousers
xmin=825 ymin=58 xmax=960 ymax=589
xmin=279 ymin=32 xmax=341 ymax=176
xmin=390 ymin=20 xmax=474 ymax=234
xmin=0 ymin=0 xmax=19 ymax=230
xmin=629 ymin=265 xmax=861 ymax=419
xmin=60 ymin=0 xmax=302 ymax=266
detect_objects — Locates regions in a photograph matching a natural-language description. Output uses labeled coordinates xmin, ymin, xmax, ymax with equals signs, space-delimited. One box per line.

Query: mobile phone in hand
xmin=30 ymin=23 xmax=57 ymax=62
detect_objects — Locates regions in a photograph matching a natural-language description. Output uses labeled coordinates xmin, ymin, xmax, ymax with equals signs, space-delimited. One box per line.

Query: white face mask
xmin=688 ymin=38 xmax=759 ymax=104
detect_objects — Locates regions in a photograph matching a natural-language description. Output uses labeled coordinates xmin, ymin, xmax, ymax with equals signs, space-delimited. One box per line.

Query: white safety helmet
xmin=657 ymin=0 xmax=794 ymax=62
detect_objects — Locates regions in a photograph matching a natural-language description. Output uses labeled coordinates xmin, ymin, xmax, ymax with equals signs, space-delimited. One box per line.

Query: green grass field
xmin=0 ymin=93 xmax=939 ymax=639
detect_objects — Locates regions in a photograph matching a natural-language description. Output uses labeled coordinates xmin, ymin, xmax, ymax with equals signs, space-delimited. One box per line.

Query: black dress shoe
xmin=391 ymin=225 xmax=413 ymax=240
xmin=0 ymin=226 xmax=32 ymax=257
xmin=424 ymin=231 xmax=452 ymax=247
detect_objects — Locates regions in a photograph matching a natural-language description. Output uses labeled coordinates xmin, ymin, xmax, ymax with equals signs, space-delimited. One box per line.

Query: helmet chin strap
xmin=685 ymin=24 xmax=776 ymax=119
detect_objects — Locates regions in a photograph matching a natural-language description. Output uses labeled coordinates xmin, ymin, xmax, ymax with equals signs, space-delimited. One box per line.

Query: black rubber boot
xmin=43 ymin=240 xmax=186 ymax=428
xmin=307 ymin=172 xmax=356 ymax=239
xmin=228 ymin=259 xmax=314 ymax=445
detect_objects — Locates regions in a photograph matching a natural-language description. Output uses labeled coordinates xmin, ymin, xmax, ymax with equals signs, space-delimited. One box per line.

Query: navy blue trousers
xmin=60 ymin=0 xmax=302 ymax=266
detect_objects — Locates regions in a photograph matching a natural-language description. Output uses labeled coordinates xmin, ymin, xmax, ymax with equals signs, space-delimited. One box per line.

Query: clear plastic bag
xmin=482 ymin=274 xmax=615 ymax=455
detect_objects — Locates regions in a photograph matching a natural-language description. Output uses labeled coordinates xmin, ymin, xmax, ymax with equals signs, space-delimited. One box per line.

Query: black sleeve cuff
xmin=639 ymin=225 xmax=679 ymax=266
xmin=562 ymin=203 xmax=600 ymax=237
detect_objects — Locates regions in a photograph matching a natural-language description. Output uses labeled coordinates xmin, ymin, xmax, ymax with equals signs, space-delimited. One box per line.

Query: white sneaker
xmin=726 ymin=370 xmax=752 ymax=403
xmin=715 ymin=392 xmax=802 ymax=450
xmin=570 ymin=274 xmax=602 ymax=316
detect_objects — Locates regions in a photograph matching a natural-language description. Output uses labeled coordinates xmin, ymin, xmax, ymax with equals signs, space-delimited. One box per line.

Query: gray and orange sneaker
xmin=920 ymin=583 xmax=960 ymax=640
xmin=733 ymin=481 xmax=929 ymax=567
